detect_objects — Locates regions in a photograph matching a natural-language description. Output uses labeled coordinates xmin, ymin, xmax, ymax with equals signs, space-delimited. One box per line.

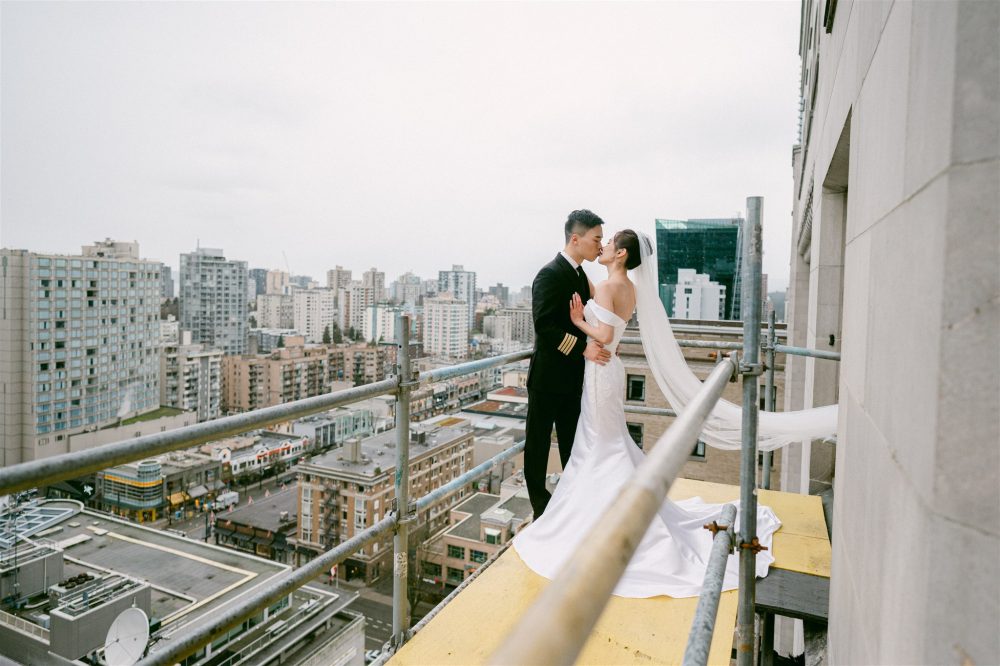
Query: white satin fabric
xmin=513 ymin=300 xmax=781 ymax=598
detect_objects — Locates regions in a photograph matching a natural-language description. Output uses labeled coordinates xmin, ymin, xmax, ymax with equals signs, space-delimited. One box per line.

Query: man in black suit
xmin=525 ymin=209 xmax=611 ymax=519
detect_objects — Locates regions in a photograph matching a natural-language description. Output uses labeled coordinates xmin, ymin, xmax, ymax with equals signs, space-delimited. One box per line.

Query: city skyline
xmin=2 ymin=2 xmax=802 ymax=292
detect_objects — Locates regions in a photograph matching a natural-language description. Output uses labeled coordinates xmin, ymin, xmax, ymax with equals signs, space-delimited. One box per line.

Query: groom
xmin=525 ymin=209 xmax=611 ymax=519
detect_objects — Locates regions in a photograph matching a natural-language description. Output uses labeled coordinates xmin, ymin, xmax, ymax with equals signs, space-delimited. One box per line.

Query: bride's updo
xmin=614 ymin=230 xmax=642 ymax=270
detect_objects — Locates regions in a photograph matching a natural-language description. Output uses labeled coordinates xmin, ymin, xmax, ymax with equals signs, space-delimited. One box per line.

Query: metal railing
xmin=0 ymin=198 xmax=845 ymax=666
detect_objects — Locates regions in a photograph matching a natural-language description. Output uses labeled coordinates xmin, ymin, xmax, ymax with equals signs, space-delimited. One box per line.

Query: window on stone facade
xmin=447 ymin=545 xmax=465 ymax=559
xmin=484 ymin=528 xmax=501 ymax=545
xmin=626 ymin=423 xmax=643 ymax=449
xmin=470 ymin=550 xmax=488 ymax=564
xmin=691 ymin=440 xmax=707 ymax=460
xmin=626 ymin=375 xmax=645 ymax=401
xmin=446 ymin=567 xmax=464 ymax=584
xmin=422 ymin=562 xmax=442 ymax=578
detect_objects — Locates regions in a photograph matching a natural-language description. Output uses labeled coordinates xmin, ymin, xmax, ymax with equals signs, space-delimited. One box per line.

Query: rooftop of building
xmin=301 ymin=421 xmax=473 ymax=479
xmin=655 ymin=217 xmax=743 ymax=229
xmin=446 ymin=491 xmax=532 ymax=542
xmin=461 ymin=399 xmax=528 ymax=421
xmin=218 ymin=486 xmax=298 ymax=533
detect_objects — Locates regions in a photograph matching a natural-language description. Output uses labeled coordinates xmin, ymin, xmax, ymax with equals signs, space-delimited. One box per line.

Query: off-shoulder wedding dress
xmin=513 ymin=299 xmax=780 ymax=597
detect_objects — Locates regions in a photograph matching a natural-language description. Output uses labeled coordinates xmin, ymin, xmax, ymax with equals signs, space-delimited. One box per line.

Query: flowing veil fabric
xmin=631 ymin=232 xmax=838 ymax=451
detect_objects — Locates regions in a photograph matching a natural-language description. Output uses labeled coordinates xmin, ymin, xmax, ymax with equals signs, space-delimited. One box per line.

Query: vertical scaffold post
xmin=392 ymin=314 xmax=413 ymax=646
xmin=762 ymin=309 xmax=776 ymax=490
xmin=737 ymin=196 xmax=763 ymax=666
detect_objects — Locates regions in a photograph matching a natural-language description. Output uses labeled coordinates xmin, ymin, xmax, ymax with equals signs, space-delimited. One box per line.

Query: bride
xmin=512 ymin=229 xmax=780 ymax=598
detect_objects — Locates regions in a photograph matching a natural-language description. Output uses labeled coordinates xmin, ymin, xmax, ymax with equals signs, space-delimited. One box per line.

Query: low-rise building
xmin=0 ymin=500 xmax=364 ymax=666
xmin=213 ymin=485 xmax=299 ymax=563
xmin=293 ymin=407 xmax=375 ymax=450
xmin=419 ymin=491 xmax=532 ymax=592
xmin=295 ymin=421 xmax=476 ymax=583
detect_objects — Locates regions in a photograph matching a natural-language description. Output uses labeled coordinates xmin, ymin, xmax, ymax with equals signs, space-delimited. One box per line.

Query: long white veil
xmin=631 ymin=231 xmax=838 ymax=451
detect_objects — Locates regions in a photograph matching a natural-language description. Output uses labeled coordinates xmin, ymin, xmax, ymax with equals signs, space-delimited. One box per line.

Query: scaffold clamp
xmin=739 ymin=537 xmax=768 ymax=554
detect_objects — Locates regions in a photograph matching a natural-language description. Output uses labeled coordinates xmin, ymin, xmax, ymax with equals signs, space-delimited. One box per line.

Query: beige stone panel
xmin=862 ymin=182 xmax=944 ymax=497
xmin=840 ymin=229 xmax=872 ymax=403
xmin=952 ymin=0 xmax=1000 ymax=164
xmin=903 ymin=0 xmax=957 ymax=197
xmin=847 ymin=1 xmax=912 ymax=242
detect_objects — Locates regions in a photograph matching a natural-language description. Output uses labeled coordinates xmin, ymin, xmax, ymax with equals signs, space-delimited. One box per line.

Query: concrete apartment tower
xmin=0 ymin=240 xmax=162 ymax=464
xmin=786 ymin=1 xmax=998 ymax=663
xmin=424 ymin=293 xmax=470 ymax=360
xmin=438 ymin=265 xmax=477 ymax=323
xmin=179 ymin=247 xmax=248 ymax=355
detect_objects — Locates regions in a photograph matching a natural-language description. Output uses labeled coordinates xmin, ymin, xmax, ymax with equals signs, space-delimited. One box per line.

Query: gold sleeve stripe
xmin=558 ymin=333 xmax=577 ymax=355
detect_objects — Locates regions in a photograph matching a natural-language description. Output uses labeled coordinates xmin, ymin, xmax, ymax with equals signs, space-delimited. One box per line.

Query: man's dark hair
xmin=564 ymin=209 xmax=604 ymax=243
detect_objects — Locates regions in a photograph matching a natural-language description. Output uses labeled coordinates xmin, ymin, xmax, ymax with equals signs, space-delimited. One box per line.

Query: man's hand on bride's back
xmin=584 ymin=340 xmax=611 ymax=365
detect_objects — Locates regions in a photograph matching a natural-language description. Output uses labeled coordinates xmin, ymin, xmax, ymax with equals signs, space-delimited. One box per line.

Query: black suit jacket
xmin=526 ymin=254 xmax=590 ymax=394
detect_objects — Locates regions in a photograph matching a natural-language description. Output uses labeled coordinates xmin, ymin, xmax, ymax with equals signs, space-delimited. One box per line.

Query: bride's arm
xmin=569 ymin=286 xmax=615 ymax=345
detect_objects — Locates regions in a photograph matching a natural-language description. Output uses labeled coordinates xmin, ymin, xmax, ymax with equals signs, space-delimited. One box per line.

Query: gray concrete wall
xmin=789 ymin=0 xmax=999 ymax=663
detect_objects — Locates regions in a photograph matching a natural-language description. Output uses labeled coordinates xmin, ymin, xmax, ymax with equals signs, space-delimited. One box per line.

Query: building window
xmin=422 ymin=562 xmax=442 ymax=578
xmin=354 ymin=498 xmax=367 ymax=528
xmin=691 ymin=440 xmax=707 ymax=460
xmin=446 ymin=567 xmax=464 ymax=584
xmin=627 ymin=423 xmax=643 ymax=449
xmin=470 ymin=549 xmax=488 ymax=564
xmin=447 ymin=545 xmax=465 ymax=560
xmin=484 ymin=528 xmax=501 ymax=545
xmin=626 ymin=375 xmax=645 ymax=402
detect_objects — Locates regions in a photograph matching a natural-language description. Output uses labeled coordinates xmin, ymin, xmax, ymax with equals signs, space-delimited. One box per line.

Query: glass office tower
xmin=654 ymin=218 xmax=743 ymax=319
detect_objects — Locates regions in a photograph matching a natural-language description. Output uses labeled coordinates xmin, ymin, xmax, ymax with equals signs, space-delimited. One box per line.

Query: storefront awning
xmin=169 ymin=492 xmax=189 ymax=505
xmin=212 ymin=480 xmax=226 ymax=490
xmin=188 ymin=485 xmax=208 ymax=499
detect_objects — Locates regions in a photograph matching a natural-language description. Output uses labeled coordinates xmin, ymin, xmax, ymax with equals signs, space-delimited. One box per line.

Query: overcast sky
xmin=1 ymin=1 xmax=801 ymax=292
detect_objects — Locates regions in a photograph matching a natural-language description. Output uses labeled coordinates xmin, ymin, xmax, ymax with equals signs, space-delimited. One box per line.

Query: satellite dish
xmin=104 ymin=607 xmax=149 ymax=666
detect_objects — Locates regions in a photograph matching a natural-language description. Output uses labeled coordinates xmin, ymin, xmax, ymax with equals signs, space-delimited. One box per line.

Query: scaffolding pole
xmin=736 ymin=196 xmax=763 ymax=666
xmin=682 ymin=503 xmax=738 ymax=666
xmin=762 ymin=309 xmax=776 ymax=490
xmin=392 ymin=314 xmax=413 ymax=646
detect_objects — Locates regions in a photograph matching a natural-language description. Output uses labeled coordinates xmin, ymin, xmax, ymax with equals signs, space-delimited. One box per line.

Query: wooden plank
xmin=755 ymin=569 xmax=830 ymax=623
xmin=769 ymin=532 xmax=832 ymax=578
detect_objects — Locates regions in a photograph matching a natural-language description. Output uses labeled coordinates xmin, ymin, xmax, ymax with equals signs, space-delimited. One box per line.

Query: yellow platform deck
xmin=390 ymin=479 xmax=831 ymax=666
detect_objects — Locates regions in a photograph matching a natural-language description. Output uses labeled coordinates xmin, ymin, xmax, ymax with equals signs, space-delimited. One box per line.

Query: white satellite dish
xmin=104 ymin=607 xmax=149 ymax=666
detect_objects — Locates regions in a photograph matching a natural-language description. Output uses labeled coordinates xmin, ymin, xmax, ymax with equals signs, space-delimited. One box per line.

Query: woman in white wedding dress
xmin=513 ymin=229 xmax=780 ymax=598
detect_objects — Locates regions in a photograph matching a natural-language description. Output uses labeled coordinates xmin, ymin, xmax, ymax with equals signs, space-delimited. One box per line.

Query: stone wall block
xmin=924 ymin=515 xmax=1000 ymax=664
xmin=840 ymin=230 xmax=871 ymax=402
xmin=941 ymin=160 xmax=1000 ymax=327
xmin=951 ymin=0 xmax=1000 ymax=164
xmin=863 ymin=195 xmax=943 ymax=496
xmin=849 ymin=1 xmax=912 ymax=240
xmin=934 ymin=294 xmax=999 ymax=533
xmin=903 ymin=0 xmax=957 ymax=196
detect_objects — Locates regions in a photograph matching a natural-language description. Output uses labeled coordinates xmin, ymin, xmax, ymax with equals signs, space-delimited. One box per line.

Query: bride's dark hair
xmin=614 ymin=230 xmax=642 ymax=270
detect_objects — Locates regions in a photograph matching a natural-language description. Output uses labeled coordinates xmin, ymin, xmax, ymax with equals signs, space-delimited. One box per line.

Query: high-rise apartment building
xmin=496 ymin=308 xmax=534 ymax=344
xmin=221 ymin=342 xmax=346 ymax=414
xmin=363 ymin=303 xmax=402 ymax=344
xmin=438 ymin=265 xmax=476 ymax=322
xmin=256 ymin=293 xmax=294 ymax=329
xmin=487 ymin=283 xmax=510 ymax=307
xmin=655 ymin=218 xmax=743 ymax=319
xmin=248 ymin=268 xmax=268 ymax=302
xmin=337 ymin=281 xmax=375 ymax=334
xmin=326 ymin=266 xmax=352 ymax=295
xmin=160 ymin=324 xmax=223 ymax=422
xmin=161 ymin=266 xmax=174 ymax=301
xmin=672 ymin=269 xmax=726 ymax=320
xmin=424 ymin=293 xmax=470 ymax=359
xmin=265 ymin=269 xmax=290 ymax=295
xmin=390 ymin=272 xmax=423 ymax=305
xmin=293 ymin=289 xmax=337 ymax=343
xmin=362 ymin=268 xmax=386 ymax=303
xmin=179 ymin=247 xmax=248 ymax=355
xmin=0 ymin=241 xmax=162 ymax=464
